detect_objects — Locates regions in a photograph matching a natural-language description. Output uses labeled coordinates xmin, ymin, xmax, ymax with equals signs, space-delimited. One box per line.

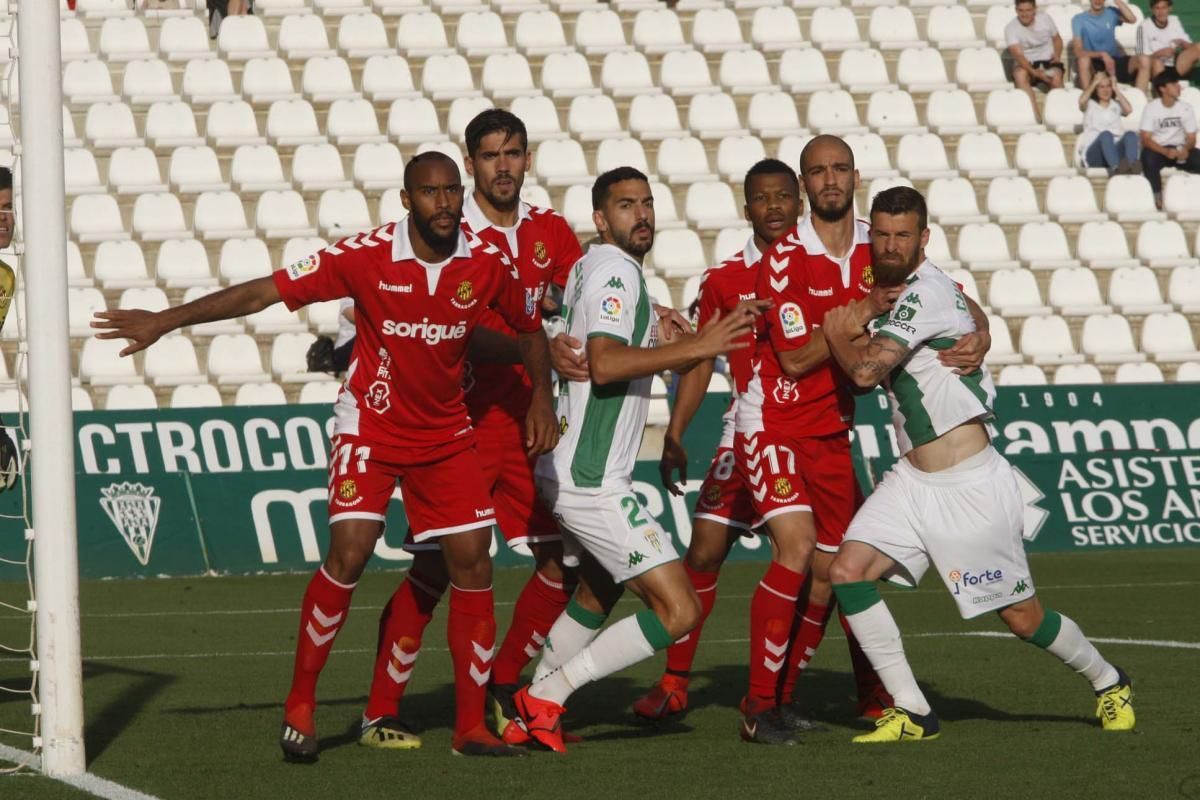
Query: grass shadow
xmin=81 ymin=660 xmax=177 ymax=765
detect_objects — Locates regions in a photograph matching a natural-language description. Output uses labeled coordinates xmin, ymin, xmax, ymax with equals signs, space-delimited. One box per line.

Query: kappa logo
xmin=100 ymin=482 xmax=162 ymax=566
xmin=1010 ymin=579 xmax=1030 ymax=596
xmin=451 ymin=280 xmax=478 ymax=309
xmin=628 ymin=551 xmax=646 ymax=568
xmin=605 ymin=276 xmax=626 ymax=291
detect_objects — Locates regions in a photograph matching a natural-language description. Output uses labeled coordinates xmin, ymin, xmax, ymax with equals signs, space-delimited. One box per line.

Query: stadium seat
xmin=1104 ymin=176 xmax=1165 ymax=223
xmin=156 ymin=238 xmax=217 ymax=289
xmin=1043 ymin=88 xmax=1085 ymax=134
xmin=279 ymin=14 xmax=336 ymax=60
xmin=926 ymin=6 xmax=982 ymax=50
xmin=864 ymin=176 xmax=914 ymax=209
xmin=955 ymin=47 xmax=1009 ymax=92
xmin=712 ymin=228 xmax=751 ymax=264
xmin=182 ymin=286 xmax=243 ymax=336
xmin=337 ymin=13 xmax=392 ymax=59
xmin=865 ymin=90 xmax=924 ymax=136
xmin=181 ymin=59 xmax=239 ymax=105
xmin=1136 ymin=221 xmax=1199 ymax=269
xmin=686 ymin=93 xmax=746 ymax=140
xmin=896 ymin=48 xmax=954 ymax=94
xmin=839 ymin=49 xmax=895 ymax=94
xmin=104 ymin=384 xmax=158 ymax=411
xmin=63 ymin=59 xmax=119 ymax=106
xmin=168 ymin=146 xmax=228 ymax=194
xmin=1108 ymin=266 xmax=1173 ymax=316
xmin=982 ymin=314 xmax=1023 ymax=366
xmin=144 ymin=336 xmax=206 ymax=386
xmin=986 ymin=177 xmax=1046 ymax=225
xmin=299 ymin=381 xmax=342 ymax=405
xmin=230 ymin=145 xmax=290 ymax=194
xmin=868 ymin=6 xmax=921 ymax=50
xmin=480 ymin=54 xmax=537 ymax=100
xmin=649 ymin=229 xmax=708 ymax=277
xmin=72 ymin=387 xmax=95 ymax=412
xmin=750 ymin=7 xmax=804 ymax=52
xmin=68 ymin=287 xmax=108 ymax=337
xmin=896 ymin=133 xmax=955 ymax=180
xmin=987 ymin=269 xmax=1049 ymax=317
xmin=194 ymin=191 xmax=256 ymax=240
xmin=208 ymin=334 xmax=271 ymax=385
xmin=352 ymin=142 xmax=405 ymax=193
xmin=657 ymin=137 xmax=717 ymax=184
xmin=601 ymin=51 xmax=658 ymax=98
xmin=64 ymin=149 xmax=105 ymax=195
xmin=170 ymin=383 xmax=223 ymax=408
xmin=515 ymin=11 xmax=571 ymax=56
xmin=257 ymin=191 xmax=317 ymax=239
xmin=567 ymin=95 xmax=623 ymax=141
xmin=217 ymin=15 xmax=272 ymax=61
xmin=266 ymin=100 xmax=325 ymax=147
xmin=94 ymin=241 xmax=153 ymax=289
xmin=71 ymin=195 xmax=128 ymax=243
xmin=778 ymin=48 xmax=832 ymax=94
xmin=1141 ymin=312 xmax=1198 ymax=362
xmin=661 ymin=50 xmax=716 ymax=97
xmin=455 ymin=11 xmax=511 ymax=56
xmin=956 ymin=222 xmax=1018 ymax=271
xmin=844 ymin=133 xmax=897 ymax=179
xmin=158 ymin=17 xmax=213 ymax=62
xmin=685 ymin=182 xmax=742 ymax=230
xmin=623 ymin=95 xmax=682 ymax=142
xmin=1017 ymin=222 xmax=1078 ymax=270
xmin=293 ymin=143 xmax=353 ymax=193
xmin=561 ymin=185 xmax=596 ymax=234
xmin=206 ymin=100 xmax=267 ymax=149
xmin=282 ymin=237 xmax=330 ymax=268
xmin=1051 ymin=364 xmax=1102 ymax=385
xmin=1047 ymin=268 xmax=1110 ymax=317
xmin=215 ymin=238 xmax=272 ymax=287
xmin=574 ymin=9 xmax=629 ymax=56
xmin=270 ymin=332 xmax=324 ymax=382
xmin=1081 ymin=314 xmax=1144 ymax=364
xmin=746 ymin=92 xmax=804 ymax=140
xmin=692 ymin=8 xmax=747 ymax=53
xmin=1114 ymin=362 xmax=1164 ymax=383
xmin=394 ymin=12 xmax=453 ymax=57
xmin=806 ymin=90 xmax=865 ymax=135
xmin=809 ymin=7 xmax=865 ymax=51
xmin=597 ymin=138 xmax=651 ymax=177
xmin=984 ymin=89 xmax=1043 ymax=135
xmin=1167 ymin=266 xmax=1200 ymax=314
xmin=1163 ymin=174 xmax=1200 ymax=221
xmin=927 ymin=224 xmax=960 ymax=269
xmin=1019 ymin=315 xmax=1083 ymax=365
xmin=996 ymin=364 xmax=1047 ymax=385
xmin=301 ymin=56 xmax=358 ymax=104
xmin=719 ymin=51 xmax=776 ymax=96
xmin=324 ymin=98 xmax=385 ymax=146
xmin=534 ymin=139 xmax=590 ymax=186
xmin=713 ymin=135 xmax=764 ymax=183
xmin=539 ymin=52 xmax=598 ymax=99
xmin=122 ymin=58 xmax=177 ymax=106
xmin=362 ymin=55 xmax=419 ymax=102
xmin=1045 ymin=176 xmax=1106 ymax=224
xmin=925 ymin=89 xmax=985 ymax=135
xmin=502 ymin=96 xmax=561 ymax=142
xmin=1015 ymin=131 xmax=1073 ymax=178
xmin=317 ymin=189 xmax=372 ymax=239
xmin=424 ymin=54 xmax=484 ymax=101
xmin=387 ymin=98 xmax=445 ymax=144
xmin=145 ymin=101 xmax=204 ymax=151
xmin=235 ymin=382 xmax=289 ymax=406
xmin=927 ymin=178 xmax=988 ymax=227
xmin=1076 ymin=221 xmax=1139 ymax=270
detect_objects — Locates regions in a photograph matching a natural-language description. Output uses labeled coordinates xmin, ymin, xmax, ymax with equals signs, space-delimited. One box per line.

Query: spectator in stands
xmin=1135 ymin=0 xmax=1200 ymax=94
xmin=1077 ymin=73 xmax=1141 ymax=175
xmin=1005 ymin=0 xmax=1065 ymax=120
xmin=207 ymin=0 xmax=252 ymax=39
xmin=1139 ymin=67 xmax=1200 ymax=208
xmin=1072 ymin=0 xmax=1138 ymax=90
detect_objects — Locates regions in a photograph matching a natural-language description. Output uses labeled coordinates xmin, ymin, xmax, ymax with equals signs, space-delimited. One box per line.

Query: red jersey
xmin=737 ymin=217 xmax=874 ymax=438
xmin=461 ymin=192 xmax=581 ymax=427
xmin=273 ymin=221 xmax=538 ymax=451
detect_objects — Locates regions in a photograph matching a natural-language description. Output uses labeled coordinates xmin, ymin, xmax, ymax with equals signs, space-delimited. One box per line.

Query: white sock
xmin=532 ymin=608 xmax=602 ymax=683
xmin=845 ymin=601 xmax=931 ymax=716
xmin=1039 ymin=611 xmax=1119 ymax=692
xmin=531 ymin=614 xmax=656 ymax=706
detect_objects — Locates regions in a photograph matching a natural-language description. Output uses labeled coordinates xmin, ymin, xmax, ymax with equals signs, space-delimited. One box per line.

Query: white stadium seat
xmin=317 ymin=189 xmax=373 ymax=239
xmin=657 ymin=137 xmax=717 ymax=184
xmin=68 ymin=287 xmax=108 ymax=337
xmin=1141 ymin=313 xmax=1198 ymax=362
xmin=868 ymin=6 xmax=921 ymax=50
xmin=534 ymin=139 xmax=591 ymax=186
xmin=1015 ymin=131 xmax=1073 ymax=178
xmin=207 ymin=334 xmax=272 ymax=385
xmin=170 ymin=383 xmax=223 ymax=408
xmin=207 ymin=100 xmax=267 ymax=149
xmin=156 ymin=238 xmax=217 ymax=289
xmin=145 ymin=101 xmax=204 ymax=151
xmin=1108 ymin=266 xmax=1172 ymax=316
xmin=926 ymin=6 xmax=982 ymax=50
xmin=144 ymin=336 xmax=206 ymax=386
xmin=649 ymin=229 xmax=708 ymax=277
xmin=272 ymin=333 xmax=325 ymax=382
xmin=362 ymin=56 xmax=419 ymax=102
xmin=217 ymin=15 xmax=273 ymax=61
xmin=353 ymin=142 xmax=405 ymax=193
xmin=809 ymin=7 xmax=865 ymax=51
xmin=1163 ymin=174 xmax=1200 ymax=221
xmin=159 ymin=17 xmax=213 ymax=62
xmin=956 ymin=47 xmax=1008 ymax=92
xmin=1115 ymin=362 xmax=1164 ymax=383
xmin=985 ymin=89 xmax=1043 ymax=135
xmin=573 ymin=9 xmax=629 ymax=56
xmin=1076 ymin=221 xmax=1139 ymax=270
xmin=1053 ymin=364 xmax=1103 ymax=385
xmin=896 ymin=48 xmax=954 ymax=93
xmin=927 ymin=178 xmax=988 ymax=226
xmin=986 ymin=177 xmax=1046 ymax=225
xmin=866 ymin=90 xmax=923 ymax=136
xmin=232 ymin=145 xmax=291 ymax=193
xmin=1043 ymin=88 xmax=1085 ymax=134
xmin=844 ymin=132 xmax=897 ymax=179
xmin=661 ymin=50 xmax=717 ymax=97
xmin=926 ymin=89 xmax=985 ymax=135
xmin=807 ymin=90 xmax=865 ymax=135
xmin=957 ymin=222 xmax=1019 ymax=271
xmin=122 ymin=58 xmax=178 ymax=106
xmin=779 ymin=48 xmax=832 ymax=94
xmin=195 ymin=191 xmax=256 ymax=240
xmin=540 ymin=52 xmax=598 ymax=99
xmin=1019 ymin=315 xmax=1083 ymax=365
xmin=302 ymin=56 xmax=359 ymax=104
xmin=293 ymin=143 xmax=353 ymax=192
xmin=719 ymin=51 xmax=776 ymax=95
xmin=236 ymin=383 xmax=289 ymax=406
xmin=515 ymin=11 xmax=572 ymax=56
xmin=597 ymin=138 xmax=651 ymax=177
xmin=64 ymin=148 xmax=105 ymax=195
xmin=685 ymin=182 xmax=742 ymax=230
xmin=338 ymin=13 xmax=392 ymax=58
xmin=840 ymin=49 xmax=895 ymax=94
xmin=603 ymin=51 xmax=659 ymax=98
xmin=1136 ymin=221 xmax=1198 ymax=269
xmin=169 ymin=146 xmax=228 ymax=194
xmin=71 ymin=195 xmax=128 ymax=243
xmin=181 ymin=59 xmax=239 ymax=105
xmin=1168 ymin=266 xmax=1200 ymax=314
xmin=996 ymin=364 xmax=1047 ymax=386
xmin=299 ymin=381 xmax=343 ymax=405
xmin=105 ymin=384 xmax=158 ymax=411
xmin=94 ymin=241 xmax=153 ymax=289
xmin=629 ymin=95 xmax=685 ymax=141
xmin=1104 ymin=176 xmax=1165 ymax=223
xmin=482 ymin=54 xmax=539 ymax=99
xmin=1045 ymin=176 xmax=1106 ymax=224
xmin=455 ymin=11 xmax=511 ymax=56
xmin=256 ymin=190 xmax=318 ymax=239
xmin=267 ymin=99 xmax=325 ymax=147
xmin=63 ymin=59 xmax=119 ymax=106
xmin=692 ymin=8 xmax=748 ymax=54
xmin=688 ymin=93 xmax=748 ymax=140
xmin=279 ymin=14 xmax=337 ymax=59
xmin=750 ymin=7 xmax=804 ymax=52
xmin=1017 ymin=222 xmax=1078 ymax=270
xmin=396 ymin=12 xmax=453 ymax=57
xmin=896 ymin=133 xmax=955 ymax=180
xmin=86 ymin=102 xmax=142 ymax=150
xmin=1081 ymin=314 xmax=1144 ymax=364
xmin=1047 ymin=268 xmax=1111 ymax=317
xmin=987 ymin=269 xmax=1050 ymax=317
xmin=388 ymin=98 xmax=445 ymax=144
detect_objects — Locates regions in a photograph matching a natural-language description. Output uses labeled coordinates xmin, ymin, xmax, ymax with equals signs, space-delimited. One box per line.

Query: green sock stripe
xmin=1029 ymin=609 xmax=1063 ymax=649
xmin=565 ymin=597 xmax=607 ymax=630
xmin=635 ymin=609 xmax=675 ymax=651
xmin=832 ymin=581 xmax=883 ymax=616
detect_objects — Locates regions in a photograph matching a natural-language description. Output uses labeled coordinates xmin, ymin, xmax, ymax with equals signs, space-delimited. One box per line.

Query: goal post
xmin=17 ymin=0 xmax=85 ymax=778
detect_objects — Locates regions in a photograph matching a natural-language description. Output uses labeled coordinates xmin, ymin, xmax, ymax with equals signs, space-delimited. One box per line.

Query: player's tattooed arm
xmin=823 ymin=304 xmax=910 ymax=390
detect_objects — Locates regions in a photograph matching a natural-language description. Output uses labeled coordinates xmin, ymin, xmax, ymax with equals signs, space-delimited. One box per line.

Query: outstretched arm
xmin=92 ymin=277 xmax=281 ymax=356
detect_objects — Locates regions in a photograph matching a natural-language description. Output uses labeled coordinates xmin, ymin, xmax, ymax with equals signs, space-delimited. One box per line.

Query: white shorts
xmin=537 ymin=478 xmax=679 ymax=583
xmin=844 ymin=446 xmax=1035 ymax=620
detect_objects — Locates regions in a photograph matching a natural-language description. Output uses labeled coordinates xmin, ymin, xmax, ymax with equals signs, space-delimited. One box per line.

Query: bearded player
xmin=356 ymin=110 xmax=586 ymax=749
xmin=93 ymin=152 xmax=558 ymax=761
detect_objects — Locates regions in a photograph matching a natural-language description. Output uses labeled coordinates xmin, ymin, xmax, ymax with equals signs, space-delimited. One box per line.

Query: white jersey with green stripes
xmin=540 ymin=243 xmax=658 ymax=490
xmin=870 ymin=259 xmax=996 ymax=457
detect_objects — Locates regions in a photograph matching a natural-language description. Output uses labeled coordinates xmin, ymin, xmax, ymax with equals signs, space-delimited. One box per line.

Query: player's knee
xmin=998 ymin=600 xmax=1043 ymax=640
xmin=773 ymin=540 xmax=814 ymax=574
xmin=685 ymin=538 xmax=729 ymax=573
xmin=828 ymin=556 xmax=864 ymax=586
xmin=529 ymin=541 xmax=569 ymax=582
xmin=323 ymin=543 xmax=374 ymax=584
xmin=664 ymin=590 xmax=703 ymax=639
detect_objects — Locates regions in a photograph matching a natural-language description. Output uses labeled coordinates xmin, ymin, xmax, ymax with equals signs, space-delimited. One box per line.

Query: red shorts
xmin=475 ymin=414 xmax=561 ymax=548
xmin=692 ymin=446 xmax=758 ymax=532
xmin=327 ymin=433 xmax=495 ymax=545
xmin=734 ymin=430 xmax=861 ymax=553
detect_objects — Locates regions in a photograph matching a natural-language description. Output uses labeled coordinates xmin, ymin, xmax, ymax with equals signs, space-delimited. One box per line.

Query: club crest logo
xmin=700 ymin=483 xmax=723 ymax=509
xmin=643 ymin=529 xmax=663 ymax=554
xmin=533 ymin=240 xmax=550 ymax=269
xmin=338 ymin=479 xmax=357 ymax=500
xmin=772 ymin=477 xmax=792 ymax=498
xmin=862 ymin=264 xmax=874 ymax=287
xmin=100 ymin=482 xmax=161 ymax=566
xmin=452 ymin=280 xmax=478 ymax=309
xmin=559 ymin=415 xmax=569 ymax=434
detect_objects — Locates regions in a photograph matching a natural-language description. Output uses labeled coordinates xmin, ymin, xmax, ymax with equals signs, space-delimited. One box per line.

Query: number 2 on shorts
xmin=620 ymin=496 xmax=648 ymax=528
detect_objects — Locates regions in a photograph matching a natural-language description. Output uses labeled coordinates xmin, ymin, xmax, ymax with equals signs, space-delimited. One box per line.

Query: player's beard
xmin=614 ymin=222 xmax=654 ymax=258
xmin=411 ymin=209 xmax=461 ymax=252
xmin=811 ymin=190 xmax=854 ymax=224
xmin=479 ymin=173 xmax=520 ymax=212
xmin=873 ymin=246 xmax=921 ymax=285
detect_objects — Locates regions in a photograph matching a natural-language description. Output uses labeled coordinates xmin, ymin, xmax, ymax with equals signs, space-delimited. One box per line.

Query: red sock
xmin=447 ymin=584 xmax=496 ymax=737
xmin=839 ymin=607 xmax=887 ymax=702
xmin=745 ymin=561 xmax=805 ymax=713
xmin=779 ymin=600 xmax=832 ymax=704
xmin=284 ymin=567 xmax=355 ymax=731
xmin=363 ymin=573 xmax=445 ymax=721
xmin=491 ymin=570 xmax=572 ymax=686
xmin=664 ymin=564 xmax=719 ymax=676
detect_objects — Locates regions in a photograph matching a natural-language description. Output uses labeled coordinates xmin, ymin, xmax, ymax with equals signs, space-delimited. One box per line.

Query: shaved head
xmin=403 ymin=151 xmax=459 ymax=193
xmin=799 ymin=135 xmax=855 ymax=174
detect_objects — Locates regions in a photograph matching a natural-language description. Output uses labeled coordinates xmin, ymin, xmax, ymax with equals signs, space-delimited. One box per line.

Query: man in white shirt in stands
xmin=1139 ymin=67 xmax=1200 ymax=208
xmin=1005 ymin=0 xmax=1065 ymax=121
xmin=1135 ymin=0 xmax=1200 ymax=94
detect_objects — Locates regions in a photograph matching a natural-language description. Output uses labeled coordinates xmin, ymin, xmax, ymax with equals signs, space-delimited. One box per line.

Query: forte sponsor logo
xmin=381 ymin=318 xmax=468 ymax=344
xmin=948 ymin=568 xmax=1003 ymax=595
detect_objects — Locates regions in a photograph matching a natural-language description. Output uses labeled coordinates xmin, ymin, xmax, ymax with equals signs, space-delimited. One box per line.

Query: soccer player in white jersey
xmin=821 ymin=186 xmax=1135 ymax=742
xmin=500 ymin=167 xmax=767 ymax=753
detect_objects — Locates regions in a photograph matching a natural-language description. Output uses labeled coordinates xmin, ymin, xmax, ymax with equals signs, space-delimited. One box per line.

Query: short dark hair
xmin=464 ymin=108 xmax=528 ymax=158
xmin=1150 ymin=0 xmax=1172 ymax=7
xmin=1015 ymin=0 xmax=1035 ymax=7
xmin=870 ymin=186 xmax=927 ymax=233
xmin=1152 ymin=67 xmax=1182 ymax=96
xmin=592 ymin=166 xmax=649 ymax=210
xmin=743 ymin=158 xmax=799 ymax=200
xmin=403 ymin=151 xmax=459 ymax=192
xmin=0 ymin=167 xmax=11 ymax=193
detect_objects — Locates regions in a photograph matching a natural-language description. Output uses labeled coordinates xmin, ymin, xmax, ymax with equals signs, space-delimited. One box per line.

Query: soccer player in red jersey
xmin=734 ymin=136 xmax=991 ymax=743
xmin=91 ymin=152 xmax=558 ymax=761
xmin=358 ymin=109 xmax=585 ymax=742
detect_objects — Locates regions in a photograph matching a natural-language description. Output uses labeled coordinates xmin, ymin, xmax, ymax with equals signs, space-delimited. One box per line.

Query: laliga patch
xmin=286 ymin=253 xmax=320 ymax=281
xmin=778 ymin=302 xmax=807 ymax=339
xmin=598 ymin=294 xmax=623 ymax=325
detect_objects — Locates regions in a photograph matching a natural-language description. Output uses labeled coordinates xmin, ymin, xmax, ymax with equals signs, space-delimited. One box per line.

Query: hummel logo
xmin=770 ymin=276 xmax=788 ymax=293
xmin=745 ymin=721 xmax=758 ymax=739
xmin=770 ymin=256 xmax=788 ymax=274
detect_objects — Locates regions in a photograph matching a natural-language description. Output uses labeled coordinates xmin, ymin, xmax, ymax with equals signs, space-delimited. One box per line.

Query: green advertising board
xmin=1 ymin=384 xmax=1197 ymax=580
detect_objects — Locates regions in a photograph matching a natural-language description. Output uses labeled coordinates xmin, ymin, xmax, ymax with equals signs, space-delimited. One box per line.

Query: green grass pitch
xmin=2 ymin=549 xmax=1198 ymax=800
